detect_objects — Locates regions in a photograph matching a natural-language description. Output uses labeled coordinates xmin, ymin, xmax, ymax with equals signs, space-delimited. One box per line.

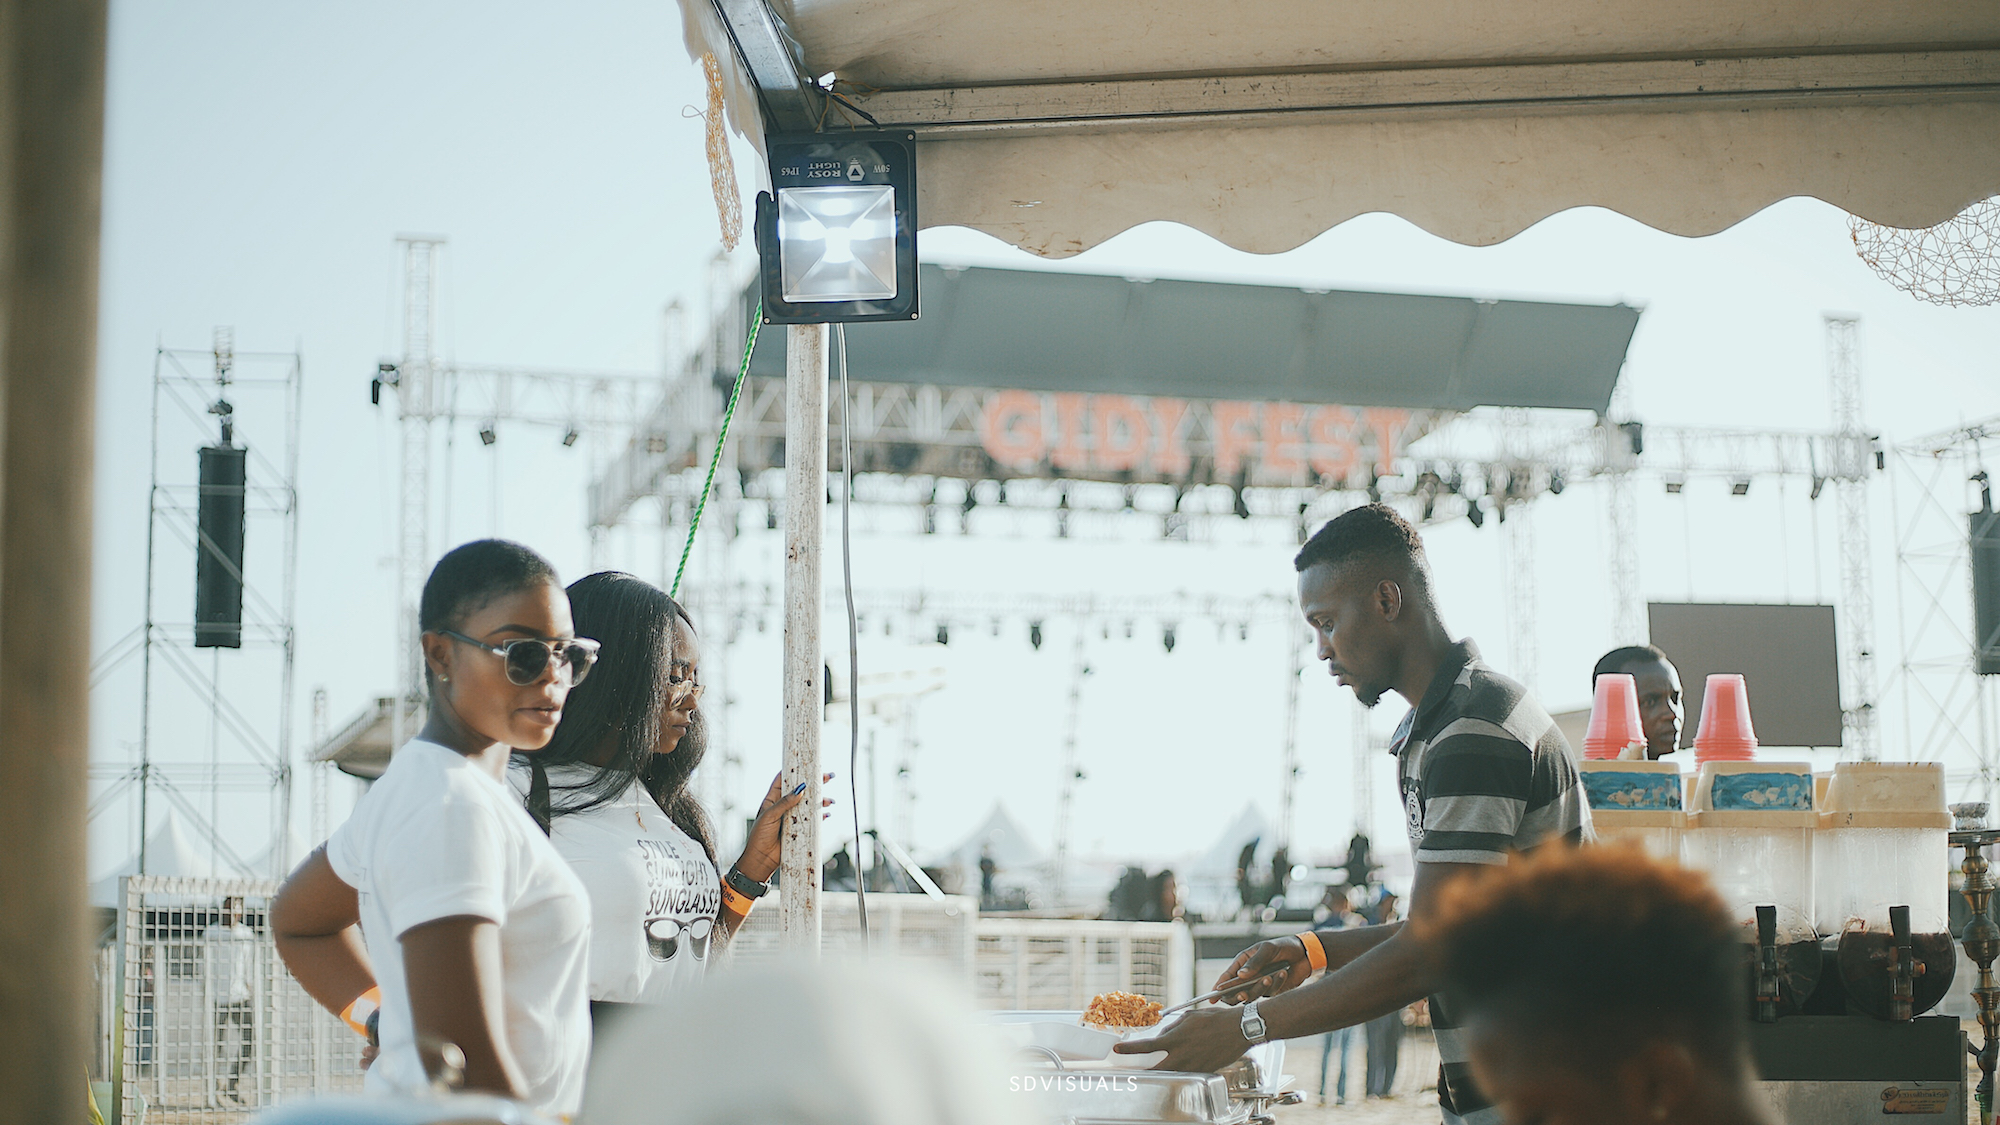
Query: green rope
xmin=670 ymin=301 xmax=761 ymax=600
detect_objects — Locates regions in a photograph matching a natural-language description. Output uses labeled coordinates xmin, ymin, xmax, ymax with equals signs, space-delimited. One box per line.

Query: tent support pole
xmin=779 ymin=323 xmax=825 ymax=951
xmin=0 ymin=1 xmax=108 ymax=1122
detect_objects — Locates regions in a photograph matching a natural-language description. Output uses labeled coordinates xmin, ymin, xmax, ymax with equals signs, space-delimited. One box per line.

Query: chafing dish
xmin=987 ymin=1011 xmax=1299 ymax=1125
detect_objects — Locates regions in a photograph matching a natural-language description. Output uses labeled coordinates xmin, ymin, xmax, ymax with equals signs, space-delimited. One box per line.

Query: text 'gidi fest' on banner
xmin=974 ymin=388 xmax=1436 ymax=486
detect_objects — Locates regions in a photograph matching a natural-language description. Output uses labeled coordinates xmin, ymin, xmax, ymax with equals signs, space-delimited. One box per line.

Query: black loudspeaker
xmin=1974 ymin=506 xmax=2000 ymax=675
xmin=195 ymin=445 xmax=247 ymax=648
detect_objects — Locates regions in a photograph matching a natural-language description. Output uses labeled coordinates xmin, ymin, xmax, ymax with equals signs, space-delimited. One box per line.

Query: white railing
xmin=973 ymin=917 xmax=1194 ymax=1009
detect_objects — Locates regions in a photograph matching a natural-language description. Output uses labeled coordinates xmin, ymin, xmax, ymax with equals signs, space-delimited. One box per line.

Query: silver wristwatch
xmin=1239 ymin=999 xmax=1269 ymax=1044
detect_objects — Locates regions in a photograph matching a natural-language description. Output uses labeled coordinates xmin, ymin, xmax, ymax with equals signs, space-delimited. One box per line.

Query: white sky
xmin=86 ymin=1 xmax=2000 ymax=902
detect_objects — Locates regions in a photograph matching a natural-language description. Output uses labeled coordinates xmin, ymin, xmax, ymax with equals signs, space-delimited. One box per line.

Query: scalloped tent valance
xmin=684 ymin=0 xmax=2000 ymax=255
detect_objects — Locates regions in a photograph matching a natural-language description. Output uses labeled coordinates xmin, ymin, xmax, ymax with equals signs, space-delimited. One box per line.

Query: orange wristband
xmin=338 ymin=985 xmax=381 ymax=1039
xmin=1297 ymin=931 xmax=1328 ymax=972
xmin=720 ymin=884 xmax=756 ymax=917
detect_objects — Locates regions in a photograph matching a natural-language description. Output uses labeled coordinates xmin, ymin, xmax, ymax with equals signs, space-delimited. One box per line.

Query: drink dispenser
xmin=1577 ymin=760 xmax=1683 ymax=860
xmin=1817 ymin=762 xmax=1955 ymax=1019
xmin=1684 ymin=760 xmax=1820 ymax=1018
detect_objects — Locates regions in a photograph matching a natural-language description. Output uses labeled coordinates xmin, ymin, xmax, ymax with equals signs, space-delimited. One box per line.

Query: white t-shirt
xmin=509 ymin=762 xmax=722 ymax=1003
xmin=202 ymin=922 xmax=258 ymax=1005
xmin=326 ymin=739 xmax=592 ymax=1117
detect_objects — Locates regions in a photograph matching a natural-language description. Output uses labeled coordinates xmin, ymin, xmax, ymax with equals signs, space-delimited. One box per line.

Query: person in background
xmin=1147 ymin=869 xmax=1182 ymax=923
xmin=979 ymin=847 xmax=998 ymax=905
xmin=1590 ymin=645 xmax=1685 ymax=760
xmin=1314 ymin=892 xmax=1363 ymax=1106
xmin=509 ymin=572 xmax=819 ymax=1031
xmin=203 ymin=896 xmax=258 ymax=1103
xmin=1422 ymin=846 xmax=1774 ymax=1125
xmin=825 ymin=844 xmax=858 ymax=892
xmin=1362 ymin=892 xmax=1404 ymax=1099
xmin=1121 ymin=504 xmax=1591 ymax=1125
xmin=271 ymin=540 xmax=597 ymax=1117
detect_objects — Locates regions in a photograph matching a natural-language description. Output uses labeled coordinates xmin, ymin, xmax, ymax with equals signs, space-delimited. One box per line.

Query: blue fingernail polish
xmin=790 ymin=782 xmax=807 ymax=796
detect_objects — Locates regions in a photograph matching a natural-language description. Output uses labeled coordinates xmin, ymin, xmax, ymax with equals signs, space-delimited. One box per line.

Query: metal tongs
xmin=1157 ymin=963 xmax=1293 ymax=1021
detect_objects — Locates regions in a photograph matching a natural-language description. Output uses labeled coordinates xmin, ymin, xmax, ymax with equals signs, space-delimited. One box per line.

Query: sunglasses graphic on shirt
xmin=645 ymin=916 xmax=714 ymax=962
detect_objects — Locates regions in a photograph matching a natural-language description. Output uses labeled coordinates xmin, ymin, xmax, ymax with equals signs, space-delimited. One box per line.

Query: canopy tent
xmin=686 ymin=1 xmax=2000 ymax=254
xmin=88 ymin=811 xmax=215 ymax=909
xmin=746 ymin=265 xmax=1640 ymax=412
xmin=683 ymin=0 xmax=2000 ymax=947
xmin=936 ymin=803 xmax=1046 ymax=878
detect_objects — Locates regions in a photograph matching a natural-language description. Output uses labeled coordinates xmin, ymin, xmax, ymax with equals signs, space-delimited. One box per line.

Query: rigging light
xmin=1665 ymin=474 xmax=1685 ymax=495
xmin=1731 ymin=477 xmax=1751 ymax=496
xmin=478 ymin=422 xmax=497 ymax=446
xmin=561 ymin=427 xmax=580 ymax=448
xmin=756 ymin=132 xmax=919 ymax=324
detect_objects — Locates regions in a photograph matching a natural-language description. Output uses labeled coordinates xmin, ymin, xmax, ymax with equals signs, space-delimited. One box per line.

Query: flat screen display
xmin=1646 ymin=602 xmax=1845 ymax=750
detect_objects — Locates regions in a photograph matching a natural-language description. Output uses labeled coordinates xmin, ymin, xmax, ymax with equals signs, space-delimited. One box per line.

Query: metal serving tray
xmin=1008 ymin=1069 xmax=1248 ymax=1125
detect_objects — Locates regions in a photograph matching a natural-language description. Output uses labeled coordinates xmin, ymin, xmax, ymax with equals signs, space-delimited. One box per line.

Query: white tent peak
xmin=1194 ymin=802 xmax=1271 ymax=876
xmin=939 ymin=803 xmax=1045 ymax=874
xmin=89 ymin=810 xmax=216 ymax=908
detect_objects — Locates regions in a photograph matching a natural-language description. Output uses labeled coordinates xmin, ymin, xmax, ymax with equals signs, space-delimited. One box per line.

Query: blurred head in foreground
xmin=584 ymin=960 xmax=1033 ymax=1125
xmin=1423 ymin=846 xmax=1771 ymax=1125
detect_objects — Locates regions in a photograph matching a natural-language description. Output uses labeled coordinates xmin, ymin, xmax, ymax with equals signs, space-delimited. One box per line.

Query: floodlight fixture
xmin=1466 ymin=498 xmax=1486 ymax=528
xmin=561 ymin=427 xmax=580 ymax=448
xmin=478 ymin=422 xmax=497 ymax=446
xmin=756 ymin=131 xmax=919 ymax=324
xmin=1549 ymin=468 xmax=1566 ymax=495
xmin=1029 ymin=621 xmax=1044 ymax=651
xmin=1731 ymin=477 xmax=1751 ymax=496
xmin=1665 ymin=474 xmax=1685 ymax=495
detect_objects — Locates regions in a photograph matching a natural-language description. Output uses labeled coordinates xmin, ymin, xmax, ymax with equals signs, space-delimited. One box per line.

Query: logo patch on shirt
xmin=1401 ymin=775 xmax=1425 ymax=845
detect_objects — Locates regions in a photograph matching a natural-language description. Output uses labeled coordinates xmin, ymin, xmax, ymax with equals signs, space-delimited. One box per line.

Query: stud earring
xmin=438 ymin=673 xmax=449 ymax=683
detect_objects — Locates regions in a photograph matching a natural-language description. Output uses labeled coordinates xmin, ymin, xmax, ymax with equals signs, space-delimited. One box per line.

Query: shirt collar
xmin=1392 ymin=638 xmax=1482 ymax=750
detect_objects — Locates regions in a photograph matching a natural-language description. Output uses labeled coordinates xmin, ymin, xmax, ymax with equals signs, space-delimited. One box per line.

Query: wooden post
xmin=0 ymin=2 xmax=109 ymax=1123
xmin=779 ymin=323 xmax=826 ymax=951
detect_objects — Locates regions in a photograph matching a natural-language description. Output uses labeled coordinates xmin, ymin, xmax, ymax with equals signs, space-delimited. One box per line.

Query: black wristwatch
xmin=725 ymin=866 xmax=771 ymax=900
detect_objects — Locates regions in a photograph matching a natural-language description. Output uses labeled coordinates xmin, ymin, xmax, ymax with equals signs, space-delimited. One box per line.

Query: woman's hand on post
xmin=735 ymin=770 xmax=834 ymax=883
xmin=1212 ymin=936 xmax=1312 ymax=1003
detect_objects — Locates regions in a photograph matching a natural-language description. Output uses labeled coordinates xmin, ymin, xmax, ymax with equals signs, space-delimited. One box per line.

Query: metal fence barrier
xmin=730 ymin=894 xmax=1194 ymax=1010
xmin=727 ymin=891 xmax=981 ymax=969
xmin=114 ymin=877 xmax=364 ymax=1125
xmin=972 ymin=916 xmax=1194 ymax=1009
xmin=106 ymin=882 xmax=1194 ymax=1121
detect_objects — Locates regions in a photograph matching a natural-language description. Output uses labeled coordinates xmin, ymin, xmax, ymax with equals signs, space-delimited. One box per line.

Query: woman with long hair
xmin=271 ymin=539 xmax=599 ymax=1117
xmin=512 ymin=571 xmax=818 ymax=1019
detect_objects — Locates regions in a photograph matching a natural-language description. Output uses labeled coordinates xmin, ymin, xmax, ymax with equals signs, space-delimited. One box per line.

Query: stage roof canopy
xmin=746 ymin=265 xmax=1641 ymax=413
xmin=687 ymin=0 xmax=2000 ymax=256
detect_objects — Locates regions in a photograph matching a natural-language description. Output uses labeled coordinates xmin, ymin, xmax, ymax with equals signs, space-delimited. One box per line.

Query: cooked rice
xmin=1082 ymin=990 xmax=1163 ymax=1028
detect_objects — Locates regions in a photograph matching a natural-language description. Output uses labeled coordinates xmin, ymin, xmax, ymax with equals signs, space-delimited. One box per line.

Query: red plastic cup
xmin=1693 ymin=673 xmax=1758 ymax=763
xmin=1584 ymin=673 xmax=1646 ymax=760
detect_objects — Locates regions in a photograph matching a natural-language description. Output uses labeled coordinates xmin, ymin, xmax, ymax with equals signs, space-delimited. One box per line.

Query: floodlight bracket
xmin=708 ymin=0 xmax=822 ymax=134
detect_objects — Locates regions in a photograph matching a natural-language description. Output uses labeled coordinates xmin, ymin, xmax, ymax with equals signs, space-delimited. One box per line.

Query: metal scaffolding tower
xmin=1047 ymin=629 xmax=1091 ymax=906
xmin=1827 ymin=315 xmax=1882 ymax=760
xmin=1891 ymin=417 xmax=1999 ymax=796
xmin=365 ymin=237 xmax=665 ymax=752
xmin=387 ymin=236 xmax=440 ymax=752
xmin=90 ymin=330 xmax=301 ymax=875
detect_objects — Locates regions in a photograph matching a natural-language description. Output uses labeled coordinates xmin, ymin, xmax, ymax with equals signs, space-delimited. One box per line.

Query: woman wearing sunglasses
xmin=510 ymin=571 xmax=818 ymax=1028
xmin=272 ymin=540 xmax=600 ymax=1117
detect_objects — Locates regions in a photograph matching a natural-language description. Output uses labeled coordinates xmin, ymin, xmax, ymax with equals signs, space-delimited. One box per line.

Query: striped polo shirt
xmin=1391 ymin=639 xmax=1592 ymax=1125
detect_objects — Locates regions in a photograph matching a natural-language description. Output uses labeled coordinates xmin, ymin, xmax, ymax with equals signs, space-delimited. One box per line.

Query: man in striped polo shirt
xmin=1119 ymin=503 xmax=1592 ymax=1125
